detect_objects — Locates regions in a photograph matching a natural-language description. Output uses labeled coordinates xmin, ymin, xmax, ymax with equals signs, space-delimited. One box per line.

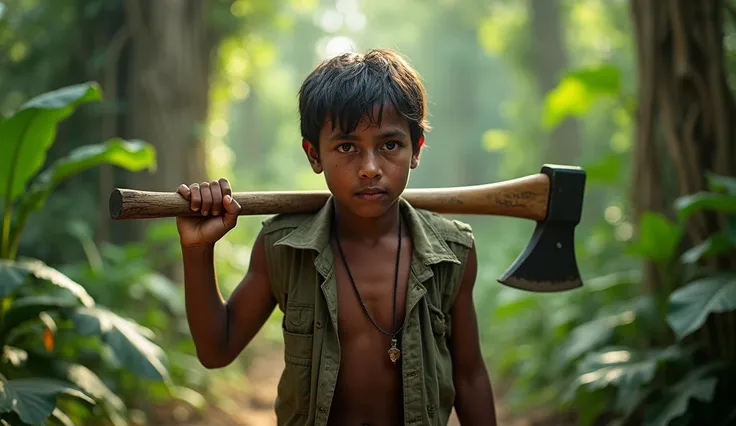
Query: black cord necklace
xmin=333 ymin=208 xmax=404 ymax=363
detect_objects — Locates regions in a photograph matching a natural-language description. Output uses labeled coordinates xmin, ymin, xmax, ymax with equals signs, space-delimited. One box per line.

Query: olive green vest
xmin=261 ymin=197 xmax=473 ymax=426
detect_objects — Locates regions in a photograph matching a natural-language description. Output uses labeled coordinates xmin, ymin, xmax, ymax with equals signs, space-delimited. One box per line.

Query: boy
xmin=176 ymin=49 xmax=497 ymax=426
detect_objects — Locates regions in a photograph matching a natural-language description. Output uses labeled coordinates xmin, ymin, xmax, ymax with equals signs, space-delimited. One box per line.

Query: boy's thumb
xmin=222 ymin=195 xmax=241 ymax=227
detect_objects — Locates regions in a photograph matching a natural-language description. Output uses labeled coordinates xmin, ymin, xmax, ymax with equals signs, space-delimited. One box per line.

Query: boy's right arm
xmin=181 ymin=231 xmax=276 ymax=369
xmin=177 ymin=179 xmax=277 ymax=369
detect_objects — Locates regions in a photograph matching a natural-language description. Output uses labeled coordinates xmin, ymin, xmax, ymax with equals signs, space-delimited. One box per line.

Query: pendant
xmin=388 ymin=338 xmax=401 ymax=363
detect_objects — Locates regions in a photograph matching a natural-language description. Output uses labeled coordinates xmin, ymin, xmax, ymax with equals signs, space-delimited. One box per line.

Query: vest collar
xmin=273 ymin=196 xmax=460 ymax=267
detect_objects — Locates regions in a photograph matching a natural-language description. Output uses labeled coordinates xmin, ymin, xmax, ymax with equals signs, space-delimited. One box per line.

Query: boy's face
xmin=303 ymin=105 xmax=421 ymax=219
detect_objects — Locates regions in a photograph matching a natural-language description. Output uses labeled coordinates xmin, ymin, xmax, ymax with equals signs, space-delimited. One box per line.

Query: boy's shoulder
xmin=259 ymin=206 xmax=475 ymax=250
xmin=413 ymin=208 xmax=475 ymax=249
xmin=261 ymin=211 xmax=313 ymax=235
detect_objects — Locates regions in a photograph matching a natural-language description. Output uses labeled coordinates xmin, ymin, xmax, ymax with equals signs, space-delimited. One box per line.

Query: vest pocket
xmin=427 ymin=303 xmax=447 ymax=337
xmin=278 ymin=329 xmax=313 ymax=415
xmin=283 ymin=303 xmax=315 ymax=335
xmin=426 ymin=303 xmax=455 ymax=417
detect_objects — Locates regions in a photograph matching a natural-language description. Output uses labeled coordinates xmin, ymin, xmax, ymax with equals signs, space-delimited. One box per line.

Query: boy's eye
xmin=337 ymin=143 xmax=355 ymax=153
xmin=384 ymin=141 xmax=400 ymax=150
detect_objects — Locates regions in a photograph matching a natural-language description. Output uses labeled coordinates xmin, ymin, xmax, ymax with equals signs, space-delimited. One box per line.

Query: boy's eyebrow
xmin=375 ymin=129 xmax=407 ymax=139
xmin=328 ymin=129 xmax=408 ymax=142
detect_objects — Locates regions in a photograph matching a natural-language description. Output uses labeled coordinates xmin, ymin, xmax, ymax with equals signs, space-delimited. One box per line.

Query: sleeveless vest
xmin=261 ymin=197 xmax=474 ymax=426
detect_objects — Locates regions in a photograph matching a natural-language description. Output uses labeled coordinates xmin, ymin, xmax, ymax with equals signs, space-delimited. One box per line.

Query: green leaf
xmin=667 ymin=274 xmax=736 ymax=340
xmin=51 ymin=361 xmax=125 ymax=414
xmin=481 ymin=129 xmax=510 ymax=152
xmin=5 ymin=259 xmax=95 ymax=307
xmin=574 ymin=345 xmax=684 ymax=391
xmin=138 ymin=273 xmax=184 ymax=315
xmin=675 ymin=192 xmax=736 ymax=220
xmin=23 ymin=356 xmax=127 ymax=422
xmin=626 ymin=212 xmax=682 ymax=262
xmin=644 ymin=365 xmax=718 ymax=426
xmin=12 ymin=139 xmax=156 ymax=230
xmin=543 ymin=65 xmax=621 ymax=129
xmin=71 ymin=307 xmax=169 ymax=381
xmin=0 ymin=296 xmax=76 ymax=343
xmin=0 ymin=378 xmax=93 ymax=425
xmin=581 ymin=153 xmax=622 ymax=186
xmin=50 ymin=408 xmax=75 ymax=426
xmin=680 ymin=231 xmax=735 ymax=264
xmin=559 ymin=310 xmax=635 ymax=363
xmin=706 ymin=172 xmax=736 ymax=195
xmin=0 ymin=261 xmax=30 ymax=298
xmin=0 ymin=83 xmax=101 ymax=202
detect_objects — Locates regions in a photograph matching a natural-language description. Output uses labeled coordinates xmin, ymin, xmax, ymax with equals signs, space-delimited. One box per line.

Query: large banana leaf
xmin=0 ymin=260 xmax=29 ymax=298
xmin=71 ymin=307 xmax=169 ymax=382
xmin=0 ymin=378 xmax=93 ymax=425
xmin=542 ymin=65 xmax=621 ymax=129
xmin=675 ymin=192 xmax=736 ymax=220
xmin=26 ymin=357 xmax=126 ymax=414
xmin=14 ymin=138 xmax=156 ymax=223
xmin=0 ymin=259 xmax=94 ymax=306
xmin=625 ymin=212 xmax=682 ymax=263
xmin=0 ymin=296 xmax=76 ymax=344
xmin=667 ymin=274 xmax=736 ymax=340
xmin=644 ymin=365 xmax=719 ymax=426
xmin=559 ymin=310 xmax=635 ymax=364
xmin=7 ymin=139 xmax=156 ymax=258
xmin=0 ymin=83 xmax=101 ymax=203
xmin=574 ymin=345 xmax=684 ymax=391
xmin=49 ymin=408 xmax=75 ymax=426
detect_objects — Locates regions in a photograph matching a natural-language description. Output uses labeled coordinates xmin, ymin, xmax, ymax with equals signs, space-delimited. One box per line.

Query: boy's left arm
xmin=450 ymin=242 xmax=498 ymax=426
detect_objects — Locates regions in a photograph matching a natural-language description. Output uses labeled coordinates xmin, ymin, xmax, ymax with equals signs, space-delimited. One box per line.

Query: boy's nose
xmin=358 ymin=153 xmax=382 ymax=179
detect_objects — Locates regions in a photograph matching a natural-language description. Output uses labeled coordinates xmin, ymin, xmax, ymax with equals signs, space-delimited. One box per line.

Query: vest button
xmin=316 ymin=320 xmax=323 ymax=328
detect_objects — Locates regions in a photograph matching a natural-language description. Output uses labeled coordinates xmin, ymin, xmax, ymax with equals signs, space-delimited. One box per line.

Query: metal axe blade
xmin=497 ymin=164 xmax=586 ymax=292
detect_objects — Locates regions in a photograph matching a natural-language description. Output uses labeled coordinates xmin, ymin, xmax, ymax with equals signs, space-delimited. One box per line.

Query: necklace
xmin=333 ymin=208 xmax=404 ymax=363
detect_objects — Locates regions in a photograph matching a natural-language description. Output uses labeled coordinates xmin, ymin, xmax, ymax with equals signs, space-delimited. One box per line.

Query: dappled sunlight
xmin=2 ymin=0 xmax=735 ymax=424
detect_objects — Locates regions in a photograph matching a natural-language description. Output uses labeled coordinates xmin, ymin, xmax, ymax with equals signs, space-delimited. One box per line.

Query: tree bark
xmin=629 ymin=0 xmax=736 ymax=384
xmin=530 ymin=0 xmax=581 ymax=164
xmin=124 ymin=0 xmax=211 ymax=200
xmin=630 ymin=0 xmax=736 ymax=267
xmin=122 ymin=0 xmax=214 ymax=279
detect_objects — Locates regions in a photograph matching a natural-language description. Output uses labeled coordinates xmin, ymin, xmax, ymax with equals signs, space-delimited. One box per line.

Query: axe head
xmin=498 ymin=164 xmax=586 ymax=292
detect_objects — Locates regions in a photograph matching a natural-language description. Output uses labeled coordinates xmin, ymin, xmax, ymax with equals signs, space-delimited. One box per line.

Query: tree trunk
xmin=629 ymin=0 xmax=736 ymax=397
xmin=123 ymin=0 xmax=213 ymax=279
xmin=530 ymin=0 xmax=581 ymax=164
xmin=124 ymin=0 xmax=210 ymax=200
xmin=630 ymin=0 xmax=736 ymax=282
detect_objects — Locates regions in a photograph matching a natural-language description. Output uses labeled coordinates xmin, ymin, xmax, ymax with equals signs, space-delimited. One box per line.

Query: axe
xmin=109 ymin=164 xmax=586 ymax=292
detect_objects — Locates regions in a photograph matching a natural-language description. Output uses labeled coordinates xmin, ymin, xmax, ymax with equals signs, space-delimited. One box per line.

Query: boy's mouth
xmin=355 ymin=186 xmax=388 ymax=200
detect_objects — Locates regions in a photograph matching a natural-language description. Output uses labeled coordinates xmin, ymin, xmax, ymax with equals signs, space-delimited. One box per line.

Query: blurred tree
xmin=0 ymin=0 xmax=284 ymax=269
xmin=530 ymin=0 xmax=581 ymax=164
xmin=629 ymin=0 xmax=736 ymax=411
xmin=629 ymin=0 xmax=736 ymax=286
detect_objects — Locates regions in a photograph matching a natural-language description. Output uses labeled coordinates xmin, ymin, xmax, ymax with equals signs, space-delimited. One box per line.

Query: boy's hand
xmin=176 ymin=178 xmax=242 ymax=248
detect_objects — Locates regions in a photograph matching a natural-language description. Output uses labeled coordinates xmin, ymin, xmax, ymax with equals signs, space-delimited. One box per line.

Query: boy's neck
xmin=331 ymin=199 xmax=402 ymax=244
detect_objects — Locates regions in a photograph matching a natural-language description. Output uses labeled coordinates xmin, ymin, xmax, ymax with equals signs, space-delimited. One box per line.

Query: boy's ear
xmin=410 ymin=136 xmax=424 ymax=169
xmin=302 ymin=139 xmax=323 ymax=173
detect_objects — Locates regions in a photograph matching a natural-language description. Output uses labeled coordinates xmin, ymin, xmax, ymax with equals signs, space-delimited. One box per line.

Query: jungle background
xmin=1 ymin=0 xmax=735 ymax=425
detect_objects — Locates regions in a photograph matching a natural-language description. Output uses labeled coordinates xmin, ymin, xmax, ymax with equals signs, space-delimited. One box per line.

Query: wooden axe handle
xmin=110 ymin=173 xmax=550 ymax=221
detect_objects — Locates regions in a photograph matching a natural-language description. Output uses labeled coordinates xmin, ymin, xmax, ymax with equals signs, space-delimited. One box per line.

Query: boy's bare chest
xmin=331 ymin=238 xmax=413 ymax=337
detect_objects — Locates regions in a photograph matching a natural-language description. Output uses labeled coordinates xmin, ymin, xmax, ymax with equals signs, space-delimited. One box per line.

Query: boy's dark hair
xmin=298 ymin=49 xmax=430 ymax=152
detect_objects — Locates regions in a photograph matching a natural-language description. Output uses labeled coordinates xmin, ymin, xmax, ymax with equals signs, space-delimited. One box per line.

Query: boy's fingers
xmin=200 ymin=182 xmax=212 ymax=215
xmin=224 ymin=195 xmax=241 ymax=212
xmin=222 ymin=195 xmax=240 ymax=228
xmin=189 ymin=183 xmax=201 ymax=211
xmin=210 ymin=180 xmax=222 ymax=216
xmin=177 ymin=184 xmax=191 ymax=200
xmin=219 ymin=178 xmax=232 ymax=198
